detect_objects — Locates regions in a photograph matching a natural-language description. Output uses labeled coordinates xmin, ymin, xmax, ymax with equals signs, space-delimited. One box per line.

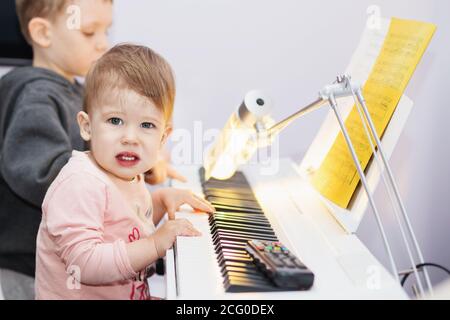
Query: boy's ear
xmin=28 ymin=18 xmax=52 ymax=48
xmin=77 ymin=111 xmax=92 ymax=142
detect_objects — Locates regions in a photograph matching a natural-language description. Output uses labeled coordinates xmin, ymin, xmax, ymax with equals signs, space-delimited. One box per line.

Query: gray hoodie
xmin=0 ymin=67 xmax=86 ymax=276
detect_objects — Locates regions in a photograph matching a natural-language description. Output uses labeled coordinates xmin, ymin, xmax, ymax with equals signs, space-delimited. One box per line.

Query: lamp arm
xmin=266 ymin=98 xmax=327 ymax=137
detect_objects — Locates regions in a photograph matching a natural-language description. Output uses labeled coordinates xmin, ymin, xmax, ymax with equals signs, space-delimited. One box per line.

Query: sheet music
xmin=311 ymin=18 xmax=436 ymax=208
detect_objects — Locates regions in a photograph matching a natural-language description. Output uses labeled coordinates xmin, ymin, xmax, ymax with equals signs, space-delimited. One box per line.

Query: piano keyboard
xmin=199 ymin=167 xmax=297 ymax=293
xmin=168 ymin=162 xmax=409 ymax=299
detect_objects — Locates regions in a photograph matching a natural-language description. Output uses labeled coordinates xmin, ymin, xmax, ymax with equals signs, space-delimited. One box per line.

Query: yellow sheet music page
xmin=311 ymin=18 xmax=436 ymax=208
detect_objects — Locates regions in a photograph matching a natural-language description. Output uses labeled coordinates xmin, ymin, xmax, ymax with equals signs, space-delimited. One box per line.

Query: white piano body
xmin=165 ymin=159 xmax=408 ymax=300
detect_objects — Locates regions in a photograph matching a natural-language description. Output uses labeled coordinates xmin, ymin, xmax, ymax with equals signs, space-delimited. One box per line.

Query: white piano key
xmin=175 ymin=210 xmax=224 ymax=299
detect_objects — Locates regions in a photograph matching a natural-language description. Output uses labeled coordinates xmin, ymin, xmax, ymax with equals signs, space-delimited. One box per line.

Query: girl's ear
xmin=77 ymin=111 xmax=92 ymax=141
xmin=160 ymin=126 xmax=172 ymax=148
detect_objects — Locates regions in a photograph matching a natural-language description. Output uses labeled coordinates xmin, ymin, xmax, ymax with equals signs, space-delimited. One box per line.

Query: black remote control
xmin=246 ymin=240 xmax=314 ymax=290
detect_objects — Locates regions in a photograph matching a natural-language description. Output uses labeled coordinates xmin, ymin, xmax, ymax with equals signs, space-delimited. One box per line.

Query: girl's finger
xmin=167 ymin=206 xmax=176 ymax=220
xmin=186 ymin=196 xmax=214 ymax=213
xmin=191 ymin=194 xmax=215 ymax=212
xmin=180 ymin=225 xmax=201 ymax=237
xmin=190 ymin=226 xmax=202 ymax=236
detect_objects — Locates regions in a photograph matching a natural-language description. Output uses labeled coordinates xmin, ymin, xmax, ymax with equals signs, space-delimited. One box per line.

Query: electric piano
xmin=164 ymin=158 xmax=408 ymax=299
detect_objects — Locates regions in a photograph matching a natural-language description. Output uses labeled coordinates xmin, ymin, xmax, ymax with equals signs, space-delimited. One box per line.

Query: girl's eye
xmin=108 ymin=118 xmax=123 ymax=126
xmin=141 ymin=122 xmax=156 ymax=129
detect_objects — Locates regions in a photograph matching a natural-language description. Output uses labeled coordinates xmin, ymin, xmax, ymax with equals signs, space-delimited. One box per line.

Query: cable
xmin=401 ymin=263 xmax=450 ymax=287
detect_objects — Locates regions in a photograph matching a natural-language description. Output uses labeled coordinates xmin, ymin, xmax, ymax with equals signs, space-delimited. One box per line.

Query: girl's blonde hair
xmin=84 ymin=44 xmax=176 ymax=123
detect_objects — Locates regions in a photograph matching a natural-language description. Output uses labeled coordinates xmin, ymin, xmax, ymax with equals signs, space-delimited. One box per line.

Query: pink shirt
xmin=36 ymin=151 xmax=156 ymax=300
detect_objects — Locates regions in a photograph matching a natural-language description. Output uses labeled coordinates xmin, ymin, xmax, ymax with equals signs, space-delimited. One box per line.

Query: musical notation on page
xmin=311 ymin=18 xmax=436 ymax=208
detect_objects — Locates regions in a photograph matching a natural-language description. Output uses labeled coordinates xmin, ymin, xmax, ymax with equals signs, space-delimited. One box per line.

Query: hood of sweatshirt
xmin=0 ymin=66 xmax=82 ymax=140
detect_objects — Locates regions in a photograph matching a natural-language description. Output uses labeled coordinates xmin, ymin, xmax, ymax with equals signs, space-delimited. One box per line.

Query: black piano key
xmin=224 ymin=277 xmax=280 ymax=293
xmin=213 ymin=233 xmax=255 ymax=244
xmin=202 ymin=180 xmax=251 ymax=190
xmin=204 ymin=189 xmax=257 ymax=201
xmin=212 ymin=227 xmax=276 ymax=239
xmin=221 ymin=260 xmax=258 ymax=270
xmin=214 ymin=240 xmax=247 ymax=251
xmin=223 ymin=265 xmax=261 ymax=275
xmin=204 ymin=187 xmax=256 ymax=197
xmin=221 ymin=248 xmax=249 ymax=255
xmin=213 ymin=232 xmax=277 ymax=244
xmin=215 ymin=238 xmax=248 ymax=247
xmin=211 ymin=211 xmax=269 ymax=218
xmin=217 ymin=251 xmax=252 ymax=260
xmin=209 ymin=213 xmax=272 ymax=227
xmin=211 ymin=223 xmax=276 ymax=236
xmin=211 ymin=202 xmax=263 ymax=211
xmin=210 ymin=219 xmax=271 ymax=230
xmin=217 ymin=254 xmax=253 ymax=264
xmin=214 ymin=241 xmax=247 ymax=253
xmin=207 ymin=196 xmax=261 ymax=209
xmin=210 ymin=221 xmax=275 ymax=236
xmin=218 ymin=252 xmax=250 ymax=261
xmin=218 ymin=254 xmax=253 ymax=264
xmin=210 ymin=214 xmax=271 ymax=226
xmin=211 ymin=229 xmax=277 ymax=242
xmin=211 ymin=212 xmax=270 ymax=221
xmin=212 ymin=218 xmax=272 ymax=229
xmin=212 ymin=229 xmax=278 ymax=241
xmin=224 ymin=271 xmax=268 ymax=282
xmin=210 ymin=218 xmax=273 ymax=230
xmin=212 ymin=204 xmax=264 ymax=214
xmin=211 ymin=211 xmax=270 ymax=221
xmin=212 ymin=231 xmax=249 ymax=243
xmin=211 ymin=220 xmax=275 ymax=232
xmin=199 ymin=168 xmax=290 ymax=293
xmin=217 ymin=250 xmax=250 ymax=260
xmin=224 ymin=273 xmax=273 ymax=286
xmin=222 ymin=271 xmax=266 ymax=283
xmin=203 ymin=178 xmax=249 ymax=186
xmin=217 ymin=255 xmax=252 ymax=266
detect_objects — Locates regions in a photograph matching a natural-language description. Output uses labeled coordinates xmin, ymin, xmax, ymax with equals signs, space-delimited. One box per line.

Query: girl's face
xmin=78 ymin=88 xmax=170 ymax=181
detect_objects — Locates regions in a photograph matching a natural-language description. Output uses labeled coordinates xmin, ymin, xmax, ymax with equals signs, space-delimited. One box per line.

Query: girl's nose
xmin=121 ymin=127 xmax=139 ymax=145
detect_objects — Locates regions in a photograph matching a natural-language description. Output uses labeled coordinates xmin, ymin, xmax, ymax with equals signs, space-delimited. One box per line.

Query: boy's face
xmin=78 ymin=88 xmax=170 ymax=181
xmin=47 ymin=0 xmax=113 ymax=78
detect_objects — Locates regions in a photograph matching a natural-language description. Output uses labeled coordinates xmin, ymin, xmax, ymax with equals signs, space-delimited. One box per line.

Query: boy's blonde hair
xmin=15 ymin=0 xmax=113 ymax=44
xmin=84 ymin=44 xmax=176 ymax=123
xmin=15 ymin=0 xmax=68 ymax=44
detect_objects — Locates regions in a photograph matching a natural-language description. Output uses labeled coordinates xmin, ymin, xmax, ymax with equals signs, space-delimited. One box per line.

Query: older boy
xmin=0 ymin=0 xmax=112 ymax=299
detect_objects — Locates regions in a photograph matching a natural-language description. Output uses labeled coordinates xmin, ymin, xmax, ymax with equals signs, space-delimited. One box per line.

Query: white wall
xmin=111 ymin=0 xmax=450 ymax=291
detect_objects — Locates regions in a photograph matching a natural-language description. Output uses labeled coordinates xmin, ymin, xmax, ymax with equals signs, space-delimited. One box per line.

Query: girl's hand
xmin=153 ymin=219 xmax=202 ymax=257
xmin=157 ymin=188 xmax=215 ymax=220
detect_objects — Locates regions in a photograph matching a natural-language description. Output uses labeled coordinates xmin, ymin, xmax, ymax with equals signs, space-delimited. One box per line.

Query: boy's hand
xmin=145 ymin=147 xmax=187 ymax=185
xmin=158 ymin=188 xmax=215 ymax=220
xmin=153 ymin=219 xmax=202 ymax=257
xmin=144 ymin=161 xmax=187 ymax=185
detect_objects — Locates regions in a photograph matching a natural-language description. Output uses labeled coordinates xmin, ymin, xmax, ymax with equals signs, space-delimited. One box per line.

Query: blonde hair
xmin=84 ymin=44 xmax=176 ymax=123
xmin=15 ymin=0 xmax=113 ymax=44
xmin=15 ymin=0 xmax=68 ymax=44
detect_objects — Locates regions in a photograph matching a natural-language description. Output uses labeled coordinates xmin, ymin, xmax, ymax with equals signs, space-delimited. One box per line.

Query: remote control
xmin=246 ymin=240 xmax=314 ymax=290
